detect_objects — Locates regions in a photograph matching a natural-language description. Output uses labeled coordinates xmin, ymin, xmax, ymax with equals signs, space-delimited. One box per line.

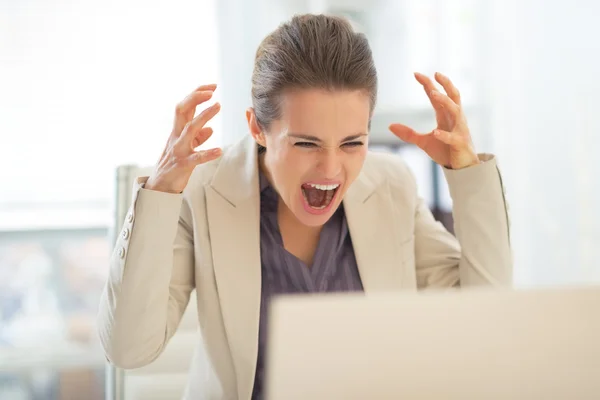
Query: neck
xmin=258 ymin=152 xmax=273 ymax=187
xmin=277 ymin=200 xmax=323 ymax=235
xmin=277 ymin=201 xmax=322 ymax=266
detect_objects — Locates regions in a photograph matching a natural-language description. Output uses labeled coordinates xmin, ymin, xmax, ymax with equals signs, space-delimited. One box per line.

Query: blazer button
xmin=121 ymin=228 xmax=130 ymax=240
xmin=117 ymin=246 xmax=126 ymax=259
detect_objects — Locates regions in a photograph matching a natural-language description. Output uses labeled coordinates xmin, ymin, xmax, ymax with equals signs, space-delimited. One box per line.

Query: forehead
xmin=277 ymin=88 xmax=371 ymax=138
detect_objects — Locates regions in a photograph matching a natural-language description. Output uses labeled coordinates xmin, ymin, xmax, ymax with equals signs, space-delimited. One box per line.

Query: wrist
xmin=144 ymin=179 xmax=182 ymax=194
xmin=449 ymin=151 xmax=480 ymax=170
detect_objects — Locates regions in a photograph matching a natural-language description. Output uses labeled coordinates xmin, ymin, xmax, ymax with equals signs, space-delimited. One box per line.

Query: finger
xmin=389 ymin=123 xmax=429 ymax=148
xmin=430 ymin=91 xmax=460 ymax=116
xmin=434 ymin=72 xmax=461 ymax=105
xmin=172 ymin=90 xmax=216 ymax=136
xmin=189 ymin=147 xmax=222 ymax=165
xmin=189 ymin=102 xmax=221 ymax=133
xmin=414 ymin=72 xmax=443 ymax=111
xmin=433 ymin=129 xmax=462 ymax=147
xmin=180 ymin=102 xmax=221 ymax=145
xmin=194 ymin=83 xmax=217 ymax=92
xmin=177 ymin=90 xmax=215 ymax=116
xmin=191 ymin=127 xmax=214 ymax=149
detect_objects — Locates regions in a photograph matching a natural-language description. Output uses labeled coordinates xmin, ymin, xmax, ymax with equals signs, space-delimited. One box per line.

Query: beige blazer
xmin=98 ymin=135 xmax=512 ymax=400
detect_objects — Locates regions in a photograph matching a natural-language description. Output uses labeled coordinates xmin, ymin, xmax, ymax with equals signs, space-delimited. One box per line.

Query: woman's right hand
xmin=145 ymin=84 xmax=222 ymax=193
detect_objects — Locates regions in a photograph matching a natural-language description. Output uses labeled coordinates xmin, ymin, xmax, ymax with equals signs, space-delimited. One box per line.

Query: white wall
xmin=215 ymin=0 xmax=311 ymax=144
xmin=486 ymin=0 xmax=600 ymax=286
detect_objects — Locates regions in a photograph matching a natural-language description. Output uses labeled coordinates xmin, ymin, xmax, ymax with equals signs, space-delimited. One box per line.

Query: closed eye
xmin=342 ymin=141 xmax=364 ymax=148
xmin=294 ymin=142 xmax=318 ymax=148
xmin=293 ymin=141 xmax=365 ymax=149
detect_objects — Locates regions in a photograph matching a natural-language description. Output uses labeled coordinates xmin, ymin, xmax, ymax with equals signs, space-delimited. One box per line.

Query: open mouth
xmin=301 ymin=182 xmax=340 ymax=210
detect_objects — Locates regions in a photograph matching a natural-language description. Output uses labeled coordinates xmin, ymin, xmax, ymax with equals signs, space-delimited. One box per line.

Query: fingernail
xmin=431 ymin=91 xmax=438 ymax=96
xmin=209 ymin=148 xmax=222 ymax=155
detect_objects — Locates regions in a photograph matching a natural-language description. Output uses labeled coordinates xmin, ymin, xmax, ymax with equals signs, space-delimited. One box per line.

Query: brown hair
xmin=251 ymin=14 xmax=378 ymax=134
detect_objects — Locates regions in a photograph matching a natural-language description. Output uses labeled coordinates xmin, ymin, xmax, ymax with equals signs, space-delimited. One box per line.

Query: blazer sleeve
xmin=414 ymin=154 xmax=513 ymax=288
xmin=97 ymin=177 xmax=195 ymax=369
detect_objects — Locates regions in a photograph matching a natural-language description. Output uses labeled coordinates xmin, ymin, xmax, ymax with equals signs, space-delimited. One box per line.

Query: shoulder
xmin=362 ymin=150 xmax=418 ymax=194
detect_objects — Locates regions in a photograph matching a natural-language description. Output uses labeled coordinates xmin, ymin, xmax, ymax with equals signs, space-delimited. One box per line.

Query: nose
xmin=317 ymin=148 xmax=342 ymax=179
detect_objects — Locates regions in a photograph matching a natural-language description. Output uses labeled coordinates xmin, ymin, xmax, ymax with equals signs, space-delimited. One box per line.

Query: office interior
xmin=1 ymin=0 xmax=599 ymax=398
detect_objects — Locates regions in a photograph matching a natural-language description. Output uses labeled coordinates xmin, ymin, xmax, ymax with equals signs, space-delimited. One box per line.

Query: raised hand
xmin=145 ymin=84 xmax=222 ymax=193
xmin=388 ymin=72 xmax=479 ymax=170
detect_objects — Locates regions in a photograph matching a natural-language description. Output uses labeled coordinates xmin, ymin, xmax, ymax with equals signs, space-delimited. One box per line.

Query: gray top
xmin=251 ymin=172 xmax=364 ymax=399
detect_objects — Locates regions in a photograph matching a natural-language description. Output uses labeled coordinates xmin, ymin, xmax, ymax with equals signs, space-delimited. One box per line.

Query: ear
xmin=246 ymin=108 xmax=266 ymax=147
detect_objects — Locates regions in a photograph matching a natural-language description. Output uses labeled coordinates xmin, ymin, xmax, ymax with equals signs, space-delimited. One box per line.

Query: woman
xmin=98 ymin=14 xmax=511 ymax=400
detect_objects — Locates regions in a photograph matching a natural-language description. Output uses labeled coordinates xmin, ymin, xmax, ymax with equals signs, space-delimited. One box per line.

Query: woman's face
xmin=249 ymin=88 xmax=371 ymax=227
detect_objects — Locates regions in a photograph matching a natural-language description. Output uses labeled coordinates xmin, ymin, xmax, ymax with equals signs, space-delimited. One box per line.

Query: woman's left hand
xmin=389 ymin=72 xmax=480 ymax=170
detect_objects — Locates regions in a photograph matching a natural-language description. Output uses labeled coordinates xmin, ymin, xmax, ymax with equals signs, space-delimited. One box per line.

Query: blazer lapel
xmin=206 ymin=142 xmax=410 ymax=397
xmin=206 ymin=136 xmax=261 ymax=400
xmin=344 ymin=158 xmax=407 ymax=292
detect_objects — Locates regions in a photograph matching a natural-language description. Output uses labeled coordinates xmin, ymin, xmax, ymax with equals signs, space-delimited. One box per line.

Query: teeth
xmin=308 ymin=183 xmax=339 ymax=191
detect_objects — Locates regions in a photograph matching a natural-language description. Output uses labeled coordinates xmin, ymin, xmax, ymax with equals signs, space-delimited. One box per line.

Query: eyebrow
xmin=287 ymin=133 xmax=368 ymax=142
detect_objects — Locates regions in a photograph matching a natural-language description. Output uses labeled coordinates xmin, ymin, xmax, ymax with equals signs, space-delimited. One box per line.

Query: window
xmin=0 ymin=0 xmax=219 ymax=398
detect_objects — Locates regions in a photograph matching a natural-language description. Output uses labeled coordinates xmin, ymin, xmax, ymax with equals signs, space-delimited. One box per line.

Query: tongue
xmin=302 ymin=186 xmax=335 ymax=208
xmin=304 ymin=187 xmax=327 ymax=207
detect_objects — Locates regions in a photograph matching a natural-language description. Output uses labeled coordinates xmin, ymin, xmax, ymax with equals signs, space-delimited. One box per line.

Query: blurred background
xmin=1 ymin=0 xmax=599 ymax=398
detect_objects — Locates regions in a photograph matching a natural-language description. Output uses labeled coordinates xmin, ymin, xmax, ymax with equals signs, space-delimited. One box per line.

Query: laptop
xmin=265 ymin=286 xmax=600 ymax=399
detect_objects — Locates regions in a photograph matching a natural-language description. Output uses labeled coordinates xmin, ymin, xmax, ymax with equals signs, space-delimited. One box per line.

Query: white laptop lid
xmin=265 ymin=286 xmax=600 ymax=400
